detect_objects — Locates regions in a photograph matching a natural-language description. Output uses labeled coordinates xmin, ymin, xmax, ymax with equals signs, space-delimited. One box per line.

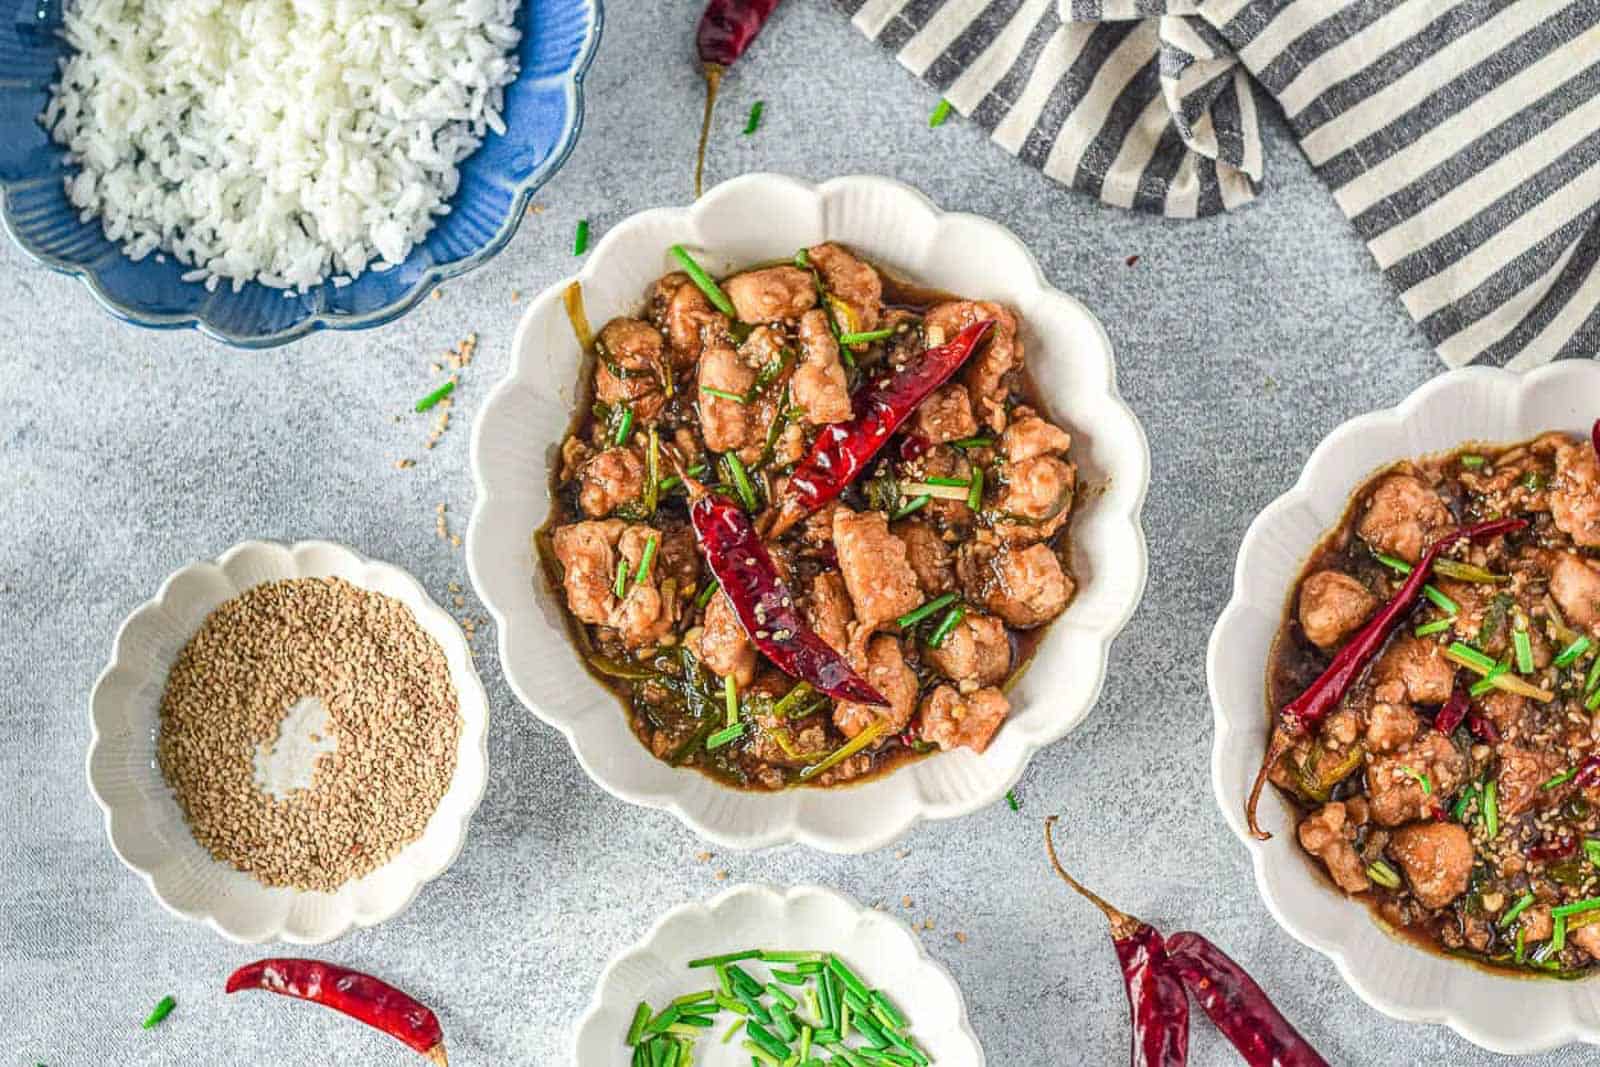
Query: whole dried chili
xmin=1529 ymin=835 xmax=1579 ymax=863
xmin=1468 ymin=713 xmax=1500 ymax=743
xmin=1576 ymin=754 xmax=1600 ymax=789
xmin=1246 ymin=515 xmax=1528 ymax=839
xmin=1044 ymin=817 xmax=1189 ymax=1067
xmin=1434 ymin=679 xmax=1469 ymax=735
xmin=1592 ymin=416 xmax=1599 ymax=457
xmin=684 ymin=475 xmax=887 ymax=705
xmin=695 ymin=0 xmax=782 ymax=196
xmin=769 ymin=319 xmax=995 ymax=537
xmin=225 ymin=959 xmax=446 ymax=1064
xmin=1163 ymin=933 xmax=1328 ymax=1067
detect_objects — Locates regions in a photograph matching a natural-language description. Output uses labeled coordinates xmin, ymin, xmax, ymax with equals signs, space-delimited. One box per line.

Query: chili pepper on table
xmin=1044 ymin=817 xmax=1189 ymax=1067
xmin=683 ymin=474 xmax=887 ymax=705
xmin=225 ymin=959 xmax=447 ymax=1065
xmin=1164 ymin=933 xmax=1329 ymax=1067
xmin=769 ymin=319 xmax=995 ymax=537
xmin=694 ymin=0 xmax=782 ymax=196
xmin=1245 ymin=515 xmax=1528 ymax=839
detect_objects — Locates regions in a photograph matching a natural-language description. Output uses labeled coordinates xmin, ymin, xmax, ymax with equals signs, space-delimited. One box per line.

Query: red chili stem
xmin=1164 ymin=933 xmax=1328 ymax=1067
xmin=693 ymin=0 xmax=782 ymax=196
xmin=771 ymin=319 xmax=995 ymax=536
xmin=1045 ymin=817 xmax=1189 ymax=1067
xmin=225 ymin=959 xmax=446 ymax=1065
xmin=1245 ymin=515 xmax=1528 ymax=840
xmin=1434 ymin=680 xmax=1469 ymax=735
xmin=687 ymin=484 xmax=887 ymax=705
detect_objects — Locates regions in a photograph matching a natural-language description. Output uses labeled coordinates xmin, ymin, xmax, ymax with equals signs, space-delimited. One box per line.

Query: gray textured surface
xmin=2 ymin=2 xmax=1593 ymax=1064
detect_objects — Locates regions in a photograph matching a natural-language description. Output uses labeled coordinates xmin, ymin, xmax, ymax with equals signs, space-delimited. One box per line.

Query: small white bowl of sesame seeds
xmin=87 ymin=539 xmax=490 ymax=944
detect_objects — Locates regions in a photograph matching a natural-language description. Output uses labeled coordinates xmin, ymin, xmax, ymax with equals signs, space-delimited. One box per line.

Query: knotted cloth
xmin=840 ymin=0 xmax=1600 ymax=367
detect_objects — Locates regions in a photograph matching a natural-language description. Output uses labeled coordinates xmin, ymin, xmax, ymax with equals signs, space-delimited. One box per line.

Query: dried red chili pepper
xmin=897 ymin=433 xmax=931 ymax=462
xmin=1575 ymin=754 xmax=1600 ymax=789
xmin=1045 ymin=817 xmax=1189 ymax=1067
xmin=685 ymin=477 xmax=886 ymax=705
xmin=1468 ymin=713 xmax=1500 ymax=743
xmin=1592 ymin=416 xmax=1599 ymax=458
xmin=694 ymin=0 xmax=782 ymax=196
xmin=1434 ymin=679 xmax=1469 ymax=735
xmin=1246 ymin=516 xmax=1528 ymax=839
xmin=1529 ymin=835 xmax=1579 ymax=863
xmin=1164 ymin=933 xmax=1328 ymax=1067
xmin=225 ymin=959 xmax=446 ymax=1064
xmin=770 ymin=319 xmax=994 ymax=537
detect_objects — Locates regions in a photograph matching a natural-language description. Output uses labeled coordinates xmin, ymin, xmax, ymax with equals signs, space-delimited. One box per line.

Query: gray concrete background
xmin=3 ymin=1 xmax=1594 ymax=1063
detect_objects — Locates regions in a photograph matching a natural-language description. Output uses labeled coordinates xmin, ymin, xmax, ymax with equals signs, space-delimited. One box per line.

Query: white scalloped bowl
xmin=87 ymin=540 xmax=490 ymax=944
xmin=574 ymin=883 xmax=983 ymax=1064
xmin=467 ymin=173 xmax=1149 ymax=851
xmin=1209 ymin=360 xmax=1600 ymax=1054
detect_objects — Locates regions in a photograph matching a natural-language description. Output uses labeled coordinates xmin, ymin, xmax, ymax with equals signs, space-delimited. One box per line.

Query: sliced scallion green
xmin=927 ymin=604 xmax=966 ymax=648
xmin=1514 ymin=627 xmax=1535 ymax=674
xmin=744 ymin=100 xmax=764 ymax=135
xmin=966 ymin=466 xmax=984 ymax=511
xmin=634 ymin=536 xmax=658 ymax=585
xmin=800 ymin=722 xmax=885 ymax=780
xmin=1414 ymin=618 xmax=1456 ymax=638
xmin=1483 ymin=779 xmax=1500 ymax=838
xmin=1500 ymin=891 xmax=1536 ymax=927
xmin=415 ymin=380 xmax=455 ymax=412
xmin=1542 ymin=768 xmax=1577 ymax=791
xmin=889 ymin=494 xmax=932 ymax=521
xmin=838 ymin=328 xmax=895 ymax=346
xmin=700 ymin=385 xmax=748 ymax=404
xmin=950 ymin=436 xmax=994 ymax=449
xmin=689 ymin=950 xmax=762 ymax=969
xmin=1552 ymin=896 xmax=1600 ymax=920
xmin=1555 ymin=635 xmax=1592 ymax=668
xmin=922 ymin=475 xmax=972 ymax=488
xmin=1447 ymin=641 xmax=1498 ymax=673
xmin=670 ymin=245 xmax=738 ymax=318
xmin=573 ymin=218 xmax=590 ymax=256
xmin=896 ymin=592 xmax=958 ymax=630
xmin=1585 ymin=839 xmax=1600 ymax=868
xmin=724 ymin=673 xmax=739 ymax=727
xmin=1460 ymin=454 xmax=1487 ymax=469
xmin=142 ymin=995 xmax=176 ymax=1030
xmin=705 ymin=722 xmax=745 ymax=750
xmin=1424 ymin=584 xmax=1461 ymax=616
xmin=614 ymin=403 xmax=634 ymax=445
xmin=1398 ymin=764 xmax=1432 ymax=795
xmin=614 ymin=558 xmax=628 ymax=598
xmin=928 ymin=98 xmax=952 ymax=127
xmin=1469 ymin=658 xmax=1511 ymax=698
xmin=724 ymin=452 xmax=758 ymax=512
xmin=626 ymin=1002 xmax=652 ymax=1044
xmin=1006 ymin=789 xmax=1019 ymax=811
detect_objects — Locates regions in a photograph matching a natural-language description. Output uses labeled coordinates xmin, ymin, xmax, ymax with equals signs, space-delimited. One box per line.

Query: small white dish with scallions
xmin=86 ymin=539 xmax=490 ymax=944
xmin=1209 ymin=359 xmax=1600 ymax=1055
xmin=574 ymin=883 xmax=983 ymax=1065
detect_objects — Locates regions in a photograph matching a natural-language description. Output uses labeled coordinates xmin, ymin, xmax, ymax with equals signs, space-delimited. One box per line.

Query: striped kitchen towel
xmin=838 ymin=0 xmax=1600 ymax=368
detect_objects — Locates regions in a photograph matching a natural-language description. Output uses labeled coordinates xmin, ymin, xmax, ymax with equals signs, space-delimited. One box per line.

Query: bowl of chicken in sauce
xmin=468 ymin=174 xmax=1148 ymax=851
xmin=1210 ymin=360 xmax=1600 ymax=1054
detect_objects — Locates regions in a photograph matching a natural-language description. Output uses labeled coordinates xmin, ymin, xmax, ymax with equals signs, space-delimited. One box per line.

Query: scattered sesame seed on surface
xmin=714 ymin=869 xmax=729 ymax=881
xmin=695 ymin=851 xmax=712 ymax=863
xmin=901 ymin=895 xmax=913 ymax=909
xmin=432 ymin=288 xmax=442 ymax=300
xmin=954 ymin=932 xmax=968 ymax=944
xmin=394 ymin=458 xmax=415 ymax=470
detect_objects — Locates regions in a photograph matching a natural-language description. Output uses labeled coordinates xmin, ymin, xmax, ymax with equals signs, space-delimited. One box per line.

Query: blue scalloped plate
xmin=0 ymin=0 xmax=601 ymax=348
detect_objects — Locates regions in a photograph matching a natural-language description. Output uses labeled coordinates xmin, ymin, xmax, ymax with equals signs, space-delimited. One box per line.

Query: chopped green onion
xmin=1433 ymin=559 xmax=1508 ymax=584
xmin=697 ymin=580 xmax=720 ymax=609
xmin=1585 ymin=840 xmax=1600 ymax=869
xmin=1452 ymin=784 xmax=1480 ymax=822
xmin=1553 ymin=914 xmax=1569 ymax=953
xmin=1366 ymin=860 xmax=1402 ymax=889
xmin=896 ymin=592 xmax=958 ymax=630
xmin=1374 ymin=553 xmax=1412 ymax=574
xmin=627 ymin=1002 xmax=653 ymax=1044
xmin=142 ymin=995 xmax=176 ymax=1030
xmin=701 ymin=385 xmax=748 ymax=403
xmin=922 ymin=476 xmax=971 ymax=488
xmin=772 ymin=681 xmax=817 ymax=719
xmin=724 ymin=452 xmax=758 ymax=512
xmin=643 ymin=426 xmax=661 ymax=515
xmin=966 ymin=467 xmax=984 ymax=511
xmin=889 ymin=494 xmax=931 ymax=521
xmin=1006 ymin=789 xmax=1019 ymax=812
xmin=838 ymin=328 xmax=895 ymax=346
xmin=1398 ymin=764 xmax=1432 ymax=795
xmin=1542 ymin=768 xmax=1577 ymax=791
xmin=1414 ymin=618 xmax=1456 ymax=638
xmin=928 ymin=98 xmax=952 ymax=127
xmin=723 ymin=1018 xmax=746 ymax=1043
xmin=614 ymin=558 xmax=629 ymax=598
xmin=897 ymin=481 xmax=970 ymax=502
xmin=1586 ymin=655 xmax=1600 ymax=695
xmin=689 ymin=950 xmax=762 ymax=969
xmin=573 ymin=218 xmax=590 ymax=256
xmin=1469 ymin=658 xmax=1511 ymax=698
xmin=669 ymin=245 xmax=739 ymax=318
xmin=1443 ymin=644 xmax=1556 ymax=701
xmin=1447 ymin=641 xmax=1498 ymax=673
xmin=801 ymin=722 xmax=886 ymax=780
xmin=1524 ymin=470 xmax=1547 ymax=491
xmin=1552 ymin=896 xmax=1600 ymax=920
xmin=744 ymin=100 xmax=764 ymax=135
xmin=1424 ymin=584 xmax=1460 ymax=616
xmin=1500 ymin=891 xmax=1536 ymax=927
xmin=1588 ymin=685 xmax=1600 ymax=713
xmin=1555 ymin=635 xmax=1592 ymax=668
xmin=725 ymin=673 xmax=739 ymax=727
xmin=745 ymin=1021 xmax=791 ymax=1061
xmin=1515 ymin=925 xmax=1527 ymax=964
xmin=927 ymin=604 xmax=966 ymax=648
xmin=635 ymin=535 xmax=659 ymax=585
xmin=950 ymin=436 xmax=995 ymax=449
xmin=705 ymin=723 xmax=745 ymax=750
xmin=1483 ymin=779 xmax=1500 ymax=838
xmin=415 ymin=380 xmax=455 ymax=412
xmin=1514 ymin=627 xmax=1535 ymax=674
xmin=1460 ymin=454 xmax=1487 ymax=469
xmin=614 ymin=403 xmax=634 ymax=445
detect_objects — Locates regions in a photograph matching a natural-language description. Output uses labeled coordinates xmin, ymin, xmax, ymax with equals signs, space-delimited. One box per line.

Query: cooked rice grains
xmin=156 ymin=577 xmax=461 ymax=892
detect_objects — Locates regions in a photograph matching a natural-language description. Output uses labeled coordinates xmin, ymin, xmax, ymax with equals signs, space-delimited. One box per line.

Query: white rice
xmin=42 ymin=0 xmax=522 ymax=292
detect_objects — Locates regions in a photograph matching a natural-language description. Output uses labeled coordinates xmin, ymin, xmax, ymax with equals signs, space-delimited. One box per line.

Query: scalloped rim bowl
xmin=86 ymin=540 xmax=490 ymax=944
xmin=1208 ymin=360 xmax=1600 ymax=1055
xmin=467 ymin=173 xmax=1149 ymax=852
xmin=573 ymin=883 xmax=984 ymax=1065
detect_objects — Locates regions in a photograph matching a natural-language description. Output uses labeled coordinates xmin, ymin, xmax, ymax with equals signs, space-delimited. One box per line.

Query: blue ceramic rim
xmin=0 ymin=0 xmax=604 ymax=350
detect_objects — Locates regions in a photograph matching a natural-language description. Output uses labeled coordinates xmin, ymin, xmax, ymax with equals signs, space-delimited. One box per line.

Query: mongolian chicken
xmin=1265 ymin=427 xmax=1600 ymax=974
xmin=537 ymin=243 xmax=1078 ymax=790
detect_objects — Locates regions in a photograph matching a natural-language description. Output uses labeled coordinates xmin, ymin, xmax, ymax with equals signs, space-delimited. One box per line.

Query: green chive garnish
xmin=889 ymin=494 xmax=931 ymax=521
xmin=706 ymin=722 xmax=745 ymax=750
xmin=1374 ymin=552 xmax=1412 ymax=574
xmin=838 ymin=328 xmax=895 ymax=346
xmin=1552 ymin=896 xmax=1600 ymax=920
xmin=614 ymin=403 xmax=634 ymax=445
xmin=1469 ymin=658 xmax=1511 ymax=698
xmin=897 ymin=592 xmax=958 ymax=630
xmin=724 ymin=673 xmax=739 ymax=727
xmin=1542 ymin=768 xmax=1577 ymax=791
xmin=614 ymin=558 xmax=628 ymax=598
xmin=927 ymin=604 xmax=966 ymax=648
xmin=1553 ymin=914 xmax=1569 ymax=953
xmin=573 ymin=218 xmax=590 ymax=256
xmin=724 ymin=452 xmax=758 ymax=511
xmin=1588 ymin=686 xmax=1600 ymax=713
xmin=415 ymin=380 xmax=455 ymax=412
xmin=700 ymin=385 xmax=748 ymax=403
xmin=1460 ymin=454 xmax=1487 ymax=469
xmin=1586 ymin=655 xmax=1600 ymax=695
xmin=950 ymin=436 xmax=994 ymax=449
xmin=1424 ymin=584 xmax=1460 ymax=616
xmin=1555 ymin=635 xmax=1592 ymax=668
xmin=1398 ymin=764 xmax=1432 ymax=795
xmin=801 ymin=722 xmax=885 ymax=780
xmin=635 ymin=535 xmax=658 ymax=584
xmin=1414 ymin=618 xmax=1456 ymax=638
xmin=966 ymin=467 xmax=984 ymax=511
xmin=142 ymin=995 xmax=176 ymax=1030
xmin=1447 ymin=641 xmax=1498 ymax=674
xmin=1585 ymin=840 xmax=1600 ymax=868
xmin=1515 ymin=926 xmax=1527 ymax=964
xmin=669 ymin=245 xmax=738 ymax=318
xmin=771 ymin=681 xmax=816 ymax=719
xmin=1483 ymin=779 xmax=1499 ymax=838
xmin=928 ymin=98 xmax=952 ymax=127
xmin=744 ymin=100 xmax=764 ymax=135
xmin=689 ymin=950 xmax=763 ymax=969
xmin=696 ymin=580 xmax=719 ymax=609
xmin=1365 ymin=860 xmax=1400 ymax=890
xmin=1514 ymin=627 xmax=1535 ymax=674
xmin=627 ymin=1002 xmax=653 ymax=1044
xmin=1006 ymin=789 xmax=1019 ymax=811
xmin=1500 ymin=891 xmax=1536 ymax=927
xmin=922 ymin=476 xmax=971 ymax=488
